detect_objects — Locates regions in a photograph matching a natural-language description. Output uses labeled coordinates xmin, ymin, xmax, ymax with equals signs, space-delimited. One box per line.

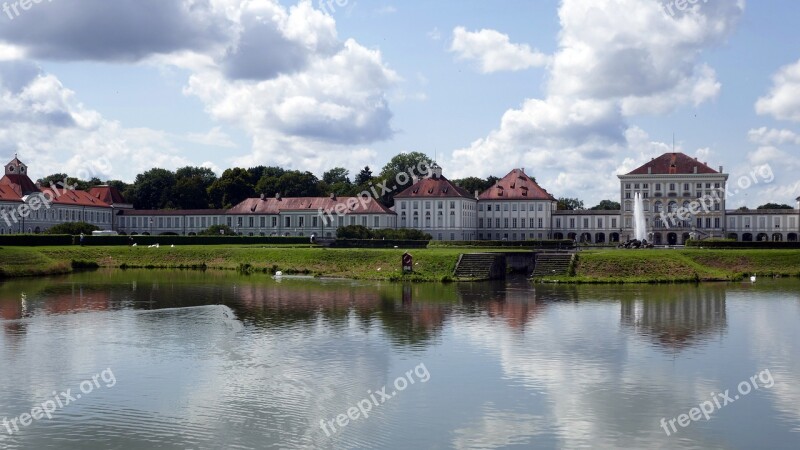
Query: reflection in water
xmin=620 ymin=285 xmax=727 ymax=351
xmin=0 ymin=270 xmax=798 ymax=450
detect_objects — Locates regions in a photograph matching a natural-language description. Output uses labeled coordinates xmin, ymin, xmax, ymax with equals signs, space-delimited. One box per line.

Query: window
xmin=684 ymin=183 xmax=690 ymax=191
xmin=249 ymin=217 xmax=255 ymax=227
xmin=530 ymin=218 xmax=535 ymax=228
xmin=538 ymin=204 xmax=543 ymax=211
xmin=314 ymin=216 xmax=319 ymax=227
xmin=634 ymin=183 xmax=640 ymax=189
xmin=479 ymin=218 xmax=483 ymax=228
xmin=272 ymin=217 xmax=278 ymax=227
xmin=487 ymin=205 xmax=492 ymax=211
xmin=285 ymin=216 xmax=291 ymax=227
xmin=260 ymin=217 xmax=266 ymax=227
xmin=450 ymin=201 xmax=456 ymax=209
xmin=503 ymin=204 xmax=509 ymax=211
xmin=504 ymin=218 xmax=509 ymax=228
xmin=669 ymin=183 xmax=676 ymax=191
xmin=714 ymin=218 xmax=720 ymax=228
xmin=512 ymin=218 xmax=517 ymax=228
xmin=597 ymin=218 xmax=603 ymax=228
xmin=538 ymin=218 xmax=543 ymax=228
xmin=625 ymin=183 xmax=631 ymax=189
xmin=556 ymin=218 xmax=561 ymax=228
xmin=512 ymin=204 xmax=517 ymax=211
xmin=495 ymin=218 xmax=500 ymax=228
xmin=583 ymin=218 xmax=589 ymax=228
xmin=569 ymin=218 xmax=575 ymax=228
xmin=611 ymin=218 xmax=617 ymax=228
xmin=655 ymin=183 xmax=661 ymax=191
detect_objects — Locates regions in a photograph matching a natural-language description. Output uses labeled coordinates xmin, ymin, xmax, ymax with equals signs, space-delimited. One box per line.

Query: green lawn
xmin=542 ymin=248 xmax=800 ymax=283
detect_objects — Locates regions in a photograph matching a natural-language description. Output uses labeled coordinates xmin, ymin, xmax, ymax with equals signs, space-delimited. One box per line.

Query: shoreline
xmin=2 ymin=246 xmax=800 ymax=284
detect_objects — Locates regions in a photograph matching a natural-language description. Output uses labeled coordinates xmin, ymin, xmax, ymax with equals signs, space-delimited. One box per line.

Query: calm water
xmin=0 ymin=270 xmax=798 ymax=449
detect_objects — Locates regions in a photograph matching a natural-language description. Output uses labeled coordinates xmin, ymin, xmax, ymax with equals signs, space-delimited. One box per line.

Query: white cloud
xmin=449 ymin=0 xmax=744 ymax=205
xmin=185 ymin=127 xmax=237 ymax=148
xmin=748 ymin=127 xmax=800 ymax=146
xmin=450 ymin=27 xmax=550 ymax=74
xmin=756 ymin=59 xmax=800 ymax=122
xmin=427 ymin=27 xmax=442 ymax=41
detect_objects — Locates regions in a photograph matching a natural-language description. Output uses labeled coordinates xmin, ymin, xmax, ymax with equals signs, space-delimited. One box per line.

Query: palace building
xmin=2 ymin=154 xmax=798 ymax=243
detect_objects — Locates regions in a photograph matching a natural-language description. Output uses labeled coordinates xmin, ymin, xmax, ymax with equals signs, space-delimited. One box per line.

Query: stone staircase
xmin=531 ymin=253 xmax=574 ymax=278
xmin=454 ymin=253 xmax=505 ymax=280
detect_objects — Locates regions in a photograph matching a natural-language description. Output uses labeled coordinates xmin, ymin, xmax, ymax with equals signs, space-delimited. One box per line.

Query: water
xmin=0 ymin=270 xmax=798 ymax=449
xmin=634 ymin=192 xmax=647 ymax=241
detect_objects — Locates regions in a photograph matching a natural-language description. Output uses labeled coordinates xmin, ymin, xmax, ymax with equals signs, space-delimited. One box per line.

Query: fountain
xmin=633 ymin=192 xmax=647 ymax=242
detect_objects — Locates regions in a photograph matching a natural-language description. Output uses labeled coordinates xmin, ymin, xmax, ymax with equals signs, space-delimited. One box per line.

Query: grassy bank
xmin=0 ymin=245 xmax=474 ymax=282
xmin=541 ymin=249 xmax=800 ymax=283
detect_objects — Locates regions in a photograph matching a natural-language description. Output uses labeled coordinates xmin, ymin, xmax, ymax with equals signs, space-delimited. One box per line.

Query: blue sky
xmin=1 ymin=0 xmax=799 ymax=206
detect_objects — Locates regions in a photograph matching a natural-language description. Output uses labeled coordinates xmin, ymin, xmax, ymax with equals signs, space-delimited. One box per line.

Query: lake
xmin=0 ymin=270 xmax=798 ymax=449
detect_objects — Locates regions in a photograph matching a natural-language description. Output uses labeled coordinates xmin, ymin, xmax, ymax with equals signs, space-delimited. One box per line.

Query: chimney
xmin=521 ymin=168 xmax=525 ymax=174
xmin=275 ymin=192 xmax=281 ymax=200
xmin=330 ymin=193 xmax=336 ymax=201
xmin=260 ymin=193 xmax=265 ymax=200
xmin=719 ymin=165 xmax=723 ymax=173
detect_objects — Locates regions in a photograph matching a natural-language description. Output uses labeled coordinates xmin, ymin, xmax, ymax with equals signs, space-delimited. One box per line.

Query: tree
xmin=275 ymin=171 xmax=323 ymax=197
xmin=323 ymin=167 xmax=350 ymax=185
xmin=557 ymin=197 xmax=584 ymax=211
xmin=757 ymin=203 xmax=793 ymax=210
xmin=46 ymin=221 xmax=99 ymax=235
xmin=130 ymin=168 xmax=177 ymax=210
xmin=354 ymin=166 xmax=373 ymax=185
xmin=377 ymin=152 xmax=435 ymax=206
xmin=453 ymin=177 xmax=493 ymax=195
xmin=737 ymin=206 xmax=749 ymax=211
xmin=199 ymin=224 xmax=235 ymax=236
xmin=37 ymin=173 xmax=69 ymax=187
xmin=207 ymin=168 xmax=255 ymax=209
xmin=590 ymin=200 xmax=621 ymax=210
xmin=173 ymin=166 xmax=216 ymax=209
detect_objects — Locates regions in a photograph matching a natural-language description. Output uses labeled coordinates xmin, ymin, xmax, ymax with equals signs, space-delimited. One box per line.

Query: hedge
xmin=330 ymin=239 xmax=430 ymax=248
xmin=686 ymin=240 xmax=800 ymax=249
xmin=78 ymin=235 xmax=311 ymax=246
xmin=431 ymin=239 xmax=575 ymax=249
xmin=0 ymin=234 xmax=73 ymax=246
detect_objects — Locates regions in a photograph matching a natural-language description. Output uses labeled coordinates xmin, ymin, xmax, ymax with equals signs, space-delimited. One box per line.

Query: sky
xmin=0 ymin=0 xmax=798 ymax=207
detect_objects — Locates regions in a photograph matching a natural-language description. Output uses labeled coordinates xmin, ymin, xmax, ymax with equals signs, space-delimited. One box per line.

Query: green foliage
xmin=173 ymin=166 xmax=217 ymax=209
xmin=378 ymin=152 xmax=434 ymax=205
xmin=557 ymin=197 xmax=585 ymax=211
xmin=354 ymin=166 xmax=373 ymax=185
xmin=199 ymin=224 xmax=236 ymax=236
xmin=0 ymin=234 xmax=73 ymax=246
xmin=336 ymin=225 xmax=432 ymax=240
xmin=45 ymin=222 xmax=99 ymax=235
xmin=590 ymin=200 xmax=621 ymax=210
xmin=452 ymin=176 xmax=493 ymax=195
xmin=207 ymin=168 xmax=255 ymax=209
xmin=131 ymin=168 xmax=177 ymax=209
xmin=757 ymin=203 xmax=794 ymax=210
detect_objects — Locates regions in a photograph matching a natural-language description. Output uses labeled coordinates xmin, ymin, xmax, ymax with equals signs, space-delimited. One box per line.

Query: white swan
xmin=275 ymin=271 xmax=283 ymax=277
xmin=750 ymin=274 xmax=756 ymax=283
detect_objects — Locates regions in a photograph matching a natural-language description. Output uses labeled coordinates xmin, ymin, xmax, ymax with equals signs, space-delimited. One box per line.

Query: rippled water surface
xmin=0 ymin=270 xmax=798 ymax=449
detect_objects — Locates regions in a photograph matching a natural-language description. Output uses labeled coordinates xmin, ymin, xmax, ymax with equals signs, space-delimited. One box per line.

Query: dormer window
xmin=7 ymin=165 xmax=14 ymax=173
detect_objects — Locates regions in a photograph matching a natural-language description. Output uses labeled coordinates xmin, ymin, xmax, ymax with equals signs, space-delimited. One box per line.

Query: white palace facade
xmin=1 ymin=153 xmax=798 ymax=243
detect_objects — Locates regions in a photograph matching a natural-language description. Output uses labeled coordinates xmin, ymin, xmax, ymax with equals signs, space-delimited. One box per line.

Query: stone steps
xmin=532 ymin=253 xmax=574 ymax=277
xmin=454 ymin=253 xmax=504 ymax=280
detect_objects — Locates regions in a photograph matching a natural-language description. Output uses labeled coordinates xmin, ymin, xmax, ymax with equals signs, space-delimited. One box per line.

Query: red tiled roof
xmin=394 ymin=176 xmax=474 ymax=199
xmin=478 ymin=168 xmax=556 ymax=201
xmin=627 ymin=152 xmax=719 ymax=175
xmin=227 ymin=196 xmax=396 ymax=215
xmin=40 ymin=187 xmax=112 ymax=208
xmin=0 ymin=174 xmax=39 ymax=196
xmin=0 ymin=184 xmax=22 ymax=202
xmin=88 ymin=186 xmax=128 ymax=205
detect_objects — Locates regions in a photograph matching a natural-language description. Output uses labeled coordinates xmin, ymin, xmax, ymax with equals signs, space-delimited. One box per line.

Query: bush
xmin=431 ymin=239 xmax=575 ymax=249
xmin=330 ymin=239 xmax=429 ymax=248
xmin=336 ymin=225 xmax=432 ymax=240
xmin=686 ymin=239 xmax=800 ymax=249
xmin=45 ymin=222 xmax=99 ymax=235
xmin=79 ymin=235 xmax=310 ymax=246
xmin=0 ymin=234 xmax=73 ymax=246
xmin=199 ymin=224 xmax=236 ymax=236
